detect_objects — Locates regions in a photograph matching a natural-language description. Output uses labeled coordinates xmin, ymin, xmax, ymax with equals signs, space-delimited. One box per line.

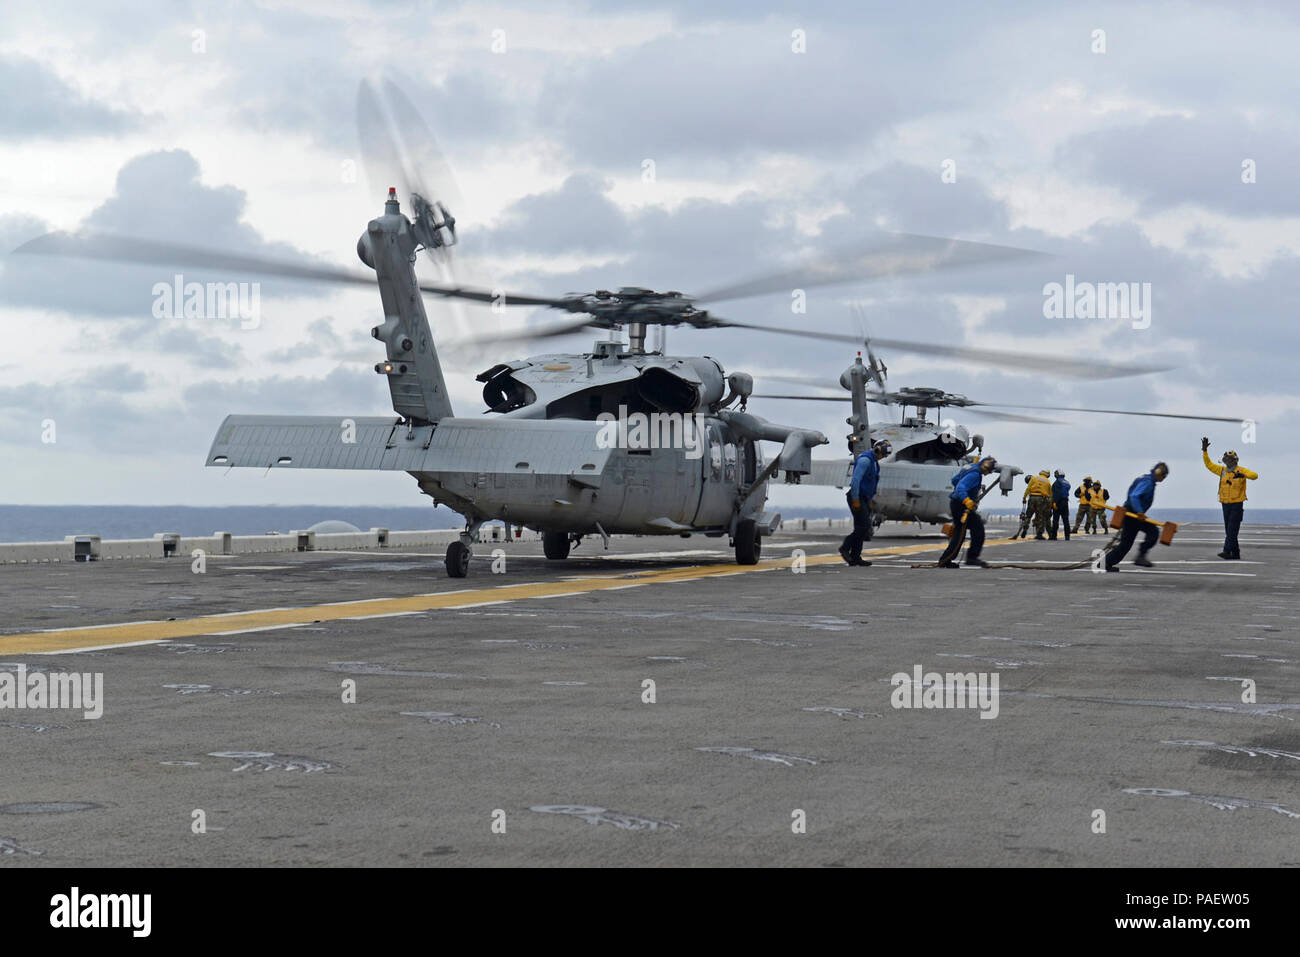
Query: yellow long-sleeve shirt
xmin=1204 ymin=450 xmax=1257 ymax=503
xmin=1023 ymin=475 xmax=1052 ymax=499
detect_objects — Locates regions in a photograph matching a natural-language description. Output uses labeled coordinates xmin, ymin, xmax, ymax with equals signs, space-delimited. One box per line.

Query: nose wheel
xmin=445 ymin=540 xmax=471 ymax=577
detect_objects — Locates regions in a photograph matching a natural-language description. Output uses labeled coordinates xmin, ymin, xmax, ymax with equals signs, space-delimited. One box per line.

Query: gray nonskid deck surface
xmin=0 ymin=522 xmax=1295 ymax=866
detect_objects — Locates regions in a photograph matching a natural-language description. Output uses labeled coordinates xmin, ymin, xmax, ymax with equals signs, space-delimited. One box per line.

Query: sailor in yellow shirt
xmin=1024 ymin=470 xmax=1053 ymax=539
xmin=1201 ymin=437 xmax=1258 ymax=560
xmin=1072 ymin=478 xmax=1094 ymax=533
xmin=1091 ymin=485 xmax=1109 ymax=534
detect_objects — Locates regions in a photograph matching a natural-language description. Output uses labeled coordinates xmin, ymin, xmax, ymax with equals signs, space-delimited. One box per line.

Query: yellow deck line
xmin=2 ymin=538 xmax=1016 ymax=654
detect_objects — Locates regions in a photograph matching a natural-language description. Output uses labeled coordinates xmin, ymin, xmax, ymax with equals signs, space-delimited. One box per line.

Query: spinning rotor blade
xmin=14 ymin=231 xmax=378 ymax=288
xmin=13 ymin=231 xmax=572 ymax=308
xmin=752 ymin=392 xmax=1061 ymax=424
xmin=378 ymin=77 xmax=466 ymax=216
xmin=750 ymin=390 xmax=1234 ymax=425
xmin=706 ymin=315 xmax=1169 ymax=380
xmin=357 ymin=80 xmax=417 ymax=223
xmin=753 ymin=392 xmax=893 ymax=404
xmin=979 ymin=403 xmax=1240 ymax=424
xmin=445 ymin=315 xmax=598 ymax=348
xmin=961 ymin=408 xmax=1064 ymax=425
xmin=694 ymin=234 xmax=1047 ymax=305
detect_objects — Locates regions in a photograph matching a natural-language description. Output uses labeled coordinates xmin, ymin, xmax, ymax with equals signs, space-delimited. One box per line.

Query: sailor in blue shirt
xmin=1103 ymin=462 xmax=1169 ymax=571
xmin=839 ymin=439 xmax=891 ymax=566
xmin=1049 ymin=470 xmax=1071 ymax=541
xmin=937 ymin=455 xmax=999 ymax=567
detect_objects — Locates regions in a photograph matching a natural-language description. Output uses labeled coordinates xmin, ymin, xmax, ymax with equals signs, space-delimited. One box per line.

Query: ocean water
xmin=0 ymin=505 xmax=462 ymax=543
xmin=0 ymin=505 xmax=1295 ymax=544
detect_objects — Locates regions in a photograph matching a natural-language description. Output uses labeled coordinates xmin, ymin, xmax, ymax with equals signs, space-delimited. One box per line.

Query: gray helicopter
xmin=759 ymin=342 xmax=1241 ymax=531
xmin=15 ymin=79 xmax=1192 ymax=577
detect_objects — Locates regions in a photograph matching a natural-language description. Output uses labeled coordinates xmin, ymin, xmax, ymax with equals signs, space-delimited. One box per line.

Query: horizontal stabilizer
xmin=804 ymin=458 xmax=853 ymax=488
xmin=206 ymin=414 xmax=616 ymax=477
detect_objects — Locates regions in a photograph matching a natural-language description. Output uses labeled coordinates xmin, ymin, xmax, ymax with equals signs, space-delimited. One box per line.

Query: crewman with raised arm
xmin=1202 ymin=437 xmax=1258 ymax=560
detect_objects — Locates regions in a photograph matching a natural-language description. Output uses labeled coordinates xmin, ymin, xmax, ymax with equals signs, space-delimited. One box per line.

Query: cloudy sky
xmin=1 ymin=0 xmax=1295 ymax=510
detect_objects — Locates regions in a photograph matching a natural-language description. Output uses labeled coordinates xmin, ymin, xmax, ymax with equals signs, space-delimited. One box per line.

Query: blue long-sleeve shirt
xmin=950 ymin=463 xmax=983 ymax=503
xmin=1124 ymin=471 xmax=1157 ymax=513
xmin=1052 ymin=477 xmax=1070 ymax=501
xmin=849 ymin=451 xmax=880 ymax=501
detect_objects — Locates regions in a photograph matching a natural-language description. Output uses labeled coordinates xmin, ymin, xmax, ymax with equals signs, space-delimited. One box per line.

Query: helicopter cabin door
xmin=691 ymin=422 xmax=735 ymax=528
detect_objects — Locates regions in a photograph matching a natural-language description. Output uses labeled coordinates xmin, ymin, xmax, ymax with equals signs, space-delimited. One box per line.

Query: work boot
xmin=856 ymin=559 xmax=872 ymax=567
xmin=838 ymin=544 xmax=853 ymax=565
xmin=937 ymin=560 xmax=960 ymax=569
xmin=1134 ymin=550 xmax=1154 ymax=568
xmin=964 ymin=558 xmax=990 ymax=568
xmin=1105 ymin=564 xmax=1118 ymax=573
xmin=1034 ymin=533 xmax=1045 ymax=540
xmin=1217 ymin=551 xmax=1231 ymax=560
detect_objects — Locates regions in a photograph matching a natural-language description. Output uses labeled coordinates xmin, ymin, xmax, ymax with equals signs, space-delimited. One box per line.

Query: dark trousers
xmin=1050 ymin=499 xmax=1070 ymax=539
xmin=842 ymin=493 xmax=871 ymax=561
xmin=1222 ymin=502 xmax=1243 ymax=557
xmin=938 ymin=499 xmax=985 ymax=564
xmin=1104 ymin=514 xmax=1159 ymax=568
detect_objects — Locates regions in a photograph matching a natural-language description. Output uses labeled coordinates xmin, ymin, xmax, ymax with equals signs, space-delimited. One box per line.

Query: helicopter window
xmin=742 ymin=440 xmax=757 ymax=484
xmin=581 ymin=463 xmax=596 ymax=470
xmin=709 ymin=432 xmax=722 ymax=479
xmin=515 ymin=462 xmax=529 ymax=469
xmin=724 ymin=443 xmax=737 ymax=482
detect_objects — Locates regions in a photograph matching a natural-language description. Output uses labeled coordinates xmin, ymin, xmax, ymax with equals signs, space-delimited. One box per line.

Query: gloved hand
xmin=963 ymin=497 xmax=977 ymax=510
xmin=850 ymin=499 xmax=860 ymax=512
xmin=1201 ymin=437 xmax=1210 ymax=452
xmin=1232 ymin=470 xmax=1244 ymax=479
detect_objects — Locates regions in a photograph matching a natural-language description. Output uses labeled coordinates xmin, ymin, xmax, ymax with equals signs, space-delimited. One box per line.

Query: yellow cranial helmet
xmin=1038 ymin=470 xmax=1049 ymax=477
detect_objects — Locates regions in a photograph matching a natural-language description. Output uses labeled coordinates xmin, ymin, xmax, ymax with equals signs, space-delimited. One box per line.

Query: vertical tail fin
xmin=363 ymin=193 xmax=455 ymax=424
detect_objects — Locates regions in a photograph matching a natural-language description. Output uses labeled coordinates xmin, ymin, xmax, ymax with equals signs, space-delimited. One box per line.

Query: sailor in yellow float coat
xmin=1072 ymin=478 xmax=1094 ymax=533
xmin=1202 ymin=438 xmax=1258 ymax=560
xmin=1024 ymin=470 xmax=1053 ymax=539
xmin=1090 ymin=485 xmax=1110 ymax=534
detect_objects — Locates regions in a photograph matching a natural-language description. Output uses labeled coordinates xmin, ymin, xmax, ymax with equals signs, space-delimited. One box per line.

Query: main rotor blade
xmin=753 ymin=392 xmax=893 ymax=405
xmin=446 ymin=315 xmax=598 ymax=348
xmin=14 ymin=231 xmax=378 ymax=288
xmin=961 ymin=408 xmax=1064 ymax=425
xmin=980 ymin=402 xmax=1241 ymax=424
xmin=14 ymin=231 xmax=574 ymax=307
xmin=708 ymin=315 xmax=1169 ymax=379
xmin=751 ymin=393 xmax=1063 ymax=424
xmin=694 ymin=234 xmax=1048 ymax=305
xmin=751 ymin=390 xmax=1236 ymax=425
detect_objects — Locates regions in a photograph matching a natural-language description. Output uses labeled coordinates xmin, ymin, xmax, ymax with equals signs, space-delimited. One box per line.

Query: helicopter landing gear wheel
xmin=734 ymin=519 xmax=761 ymax=565
xmin=445 ymin=540 xmax=471 ymax=578
xmin=542 ymin=531 xmax=571 ymax=560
